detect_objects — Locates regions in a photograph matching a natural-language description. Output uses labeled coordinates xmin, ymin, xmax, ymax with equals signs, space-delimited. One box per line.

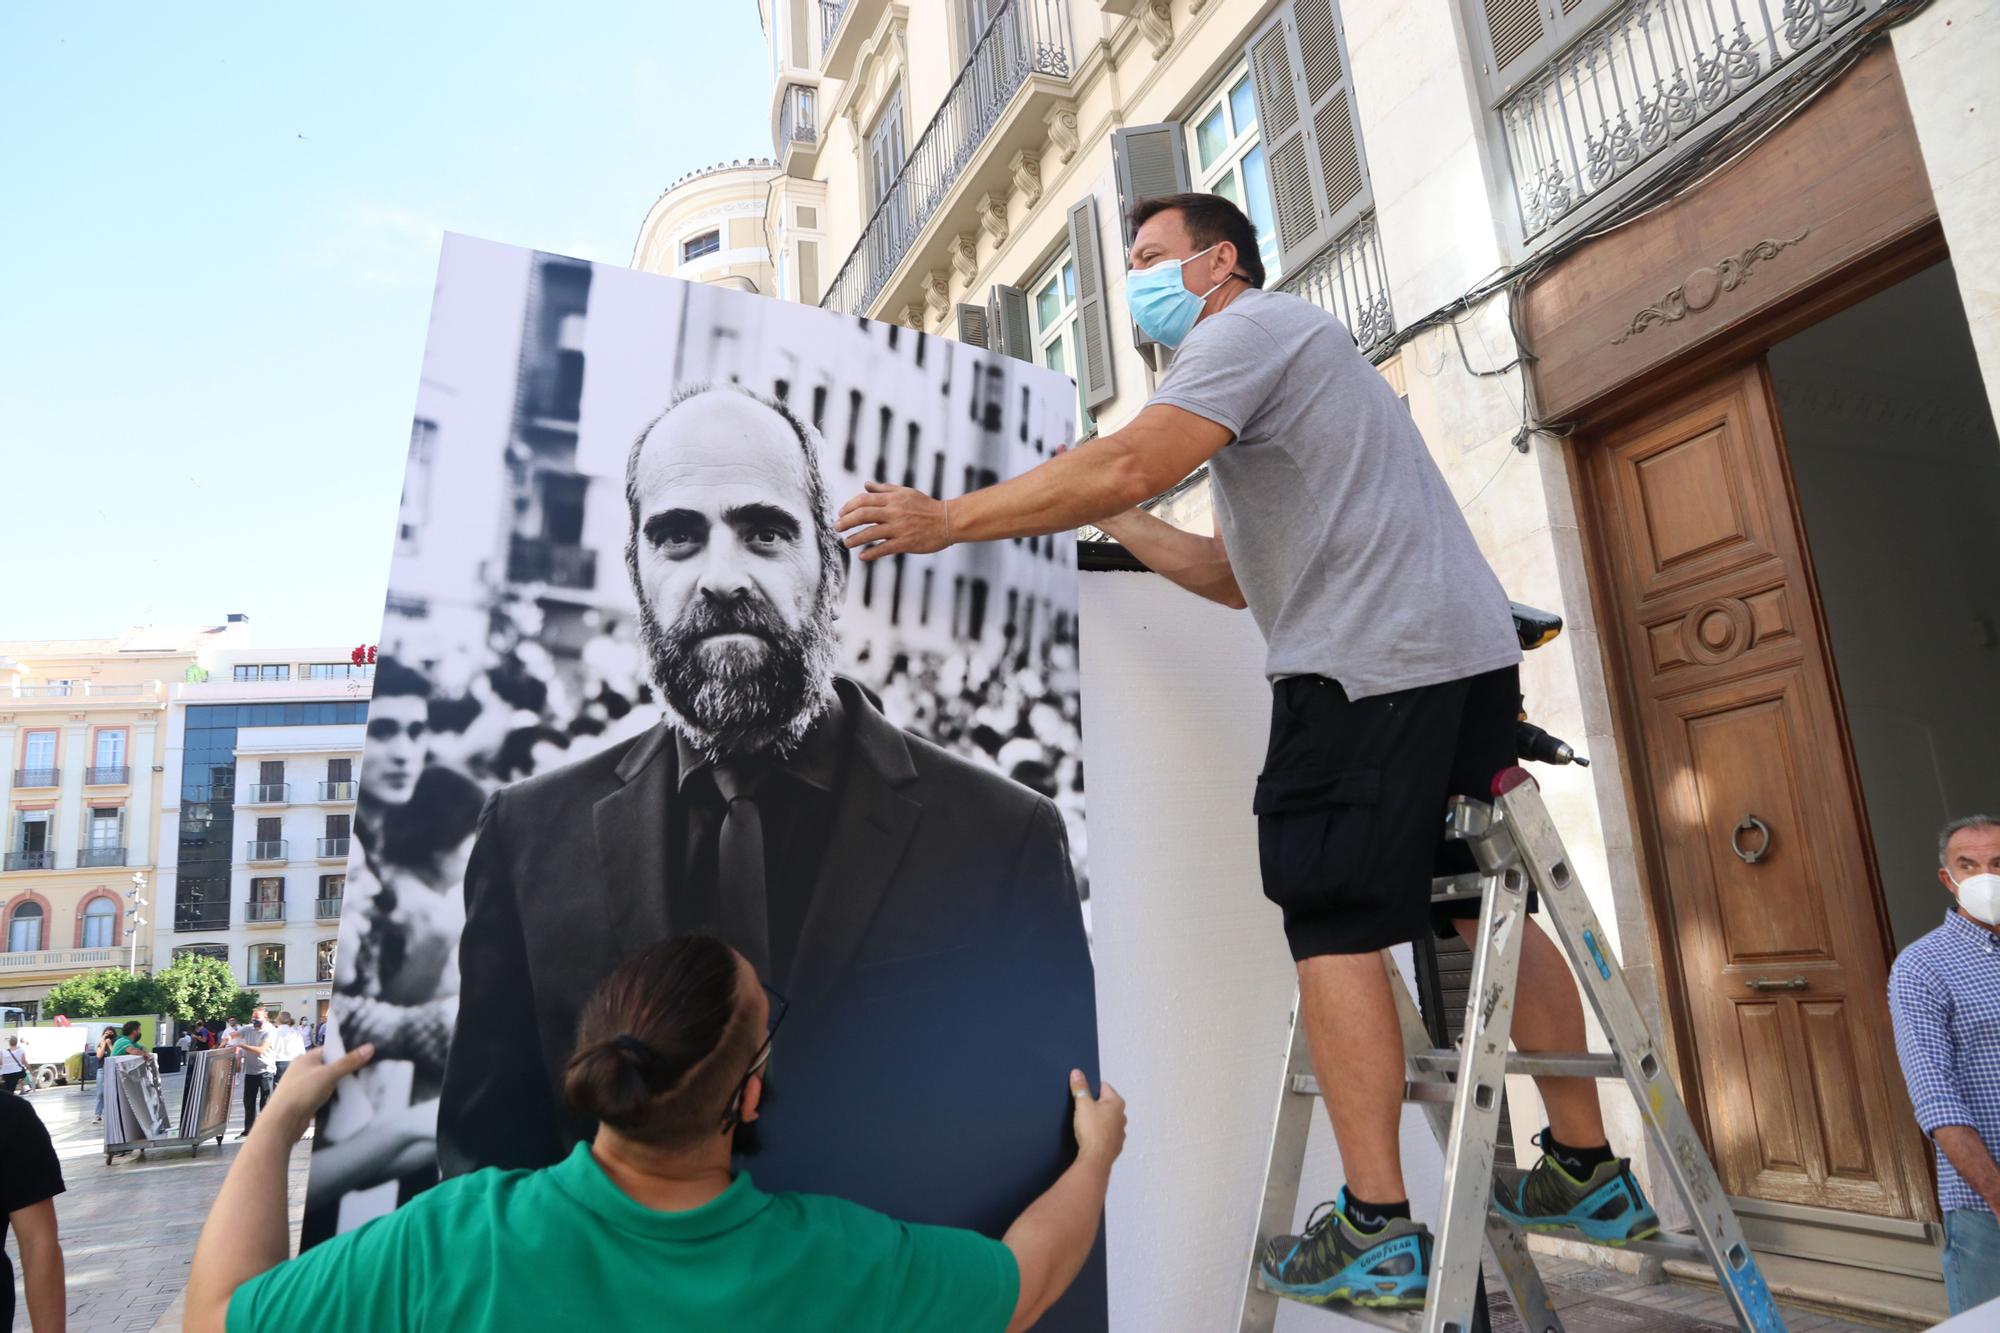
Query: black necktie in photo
xmin=713 ymin=763 xmax=770 ymax=980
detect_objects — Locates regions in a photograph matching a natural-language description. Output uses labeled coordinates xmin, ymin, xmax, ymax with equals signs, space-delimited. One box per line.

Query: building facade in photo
xmin=0 ymin=622 xmax=252 ymax=1016
xmin=709 ymin=0 xmax=1998 ymax=1318
xmin=153 ymin=646 xmax=372 ymax=1027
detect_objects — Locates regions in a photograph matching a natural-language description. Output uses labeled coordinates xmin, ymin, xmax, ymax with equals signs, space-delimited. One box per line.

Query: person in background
xmin=93 ymin=1027 xmax=117 ymax=1121
xmin=109 ymin=1021 xmax=152 ymax=1065
xmin=234 ymin=1011 xmax=274 ymax=1139
xmin=177 ymin=1029 xmax=194 ymax=1056
xmin=1890 ymin=814 xmax=2000 ymax=1315
xmin=1 ymin=1036 xmax=29 ymax=1095
xmin=188 ymin=933 xmax=1124 ymax=1333
xmin=268 ymin=1013 xmax=303 ymax=1083
xmin=0 ymin=1082 xmax=65 ymax=1330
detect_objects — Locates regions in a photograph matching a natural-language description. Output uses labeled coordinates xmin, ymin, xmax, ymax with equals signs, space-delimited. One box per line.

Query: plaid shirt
xmin=1889 ymin=910 xmax=2000 ymax=1215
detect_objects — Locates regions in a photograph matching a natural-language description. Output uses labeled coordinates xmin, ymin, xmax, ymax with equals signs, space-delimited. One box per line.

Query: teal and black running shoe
xmin=1494 ymin=1131 xmax=1660 ymax=1245
xmin=1258 ymin=1191 xmax=1432 ymax=1310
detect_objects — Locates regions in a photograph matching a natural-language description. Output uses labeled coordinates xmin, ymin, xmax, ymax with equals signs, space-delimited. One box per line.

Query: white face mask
xmin=1951 ymin=872 xmax=2000 ymax=926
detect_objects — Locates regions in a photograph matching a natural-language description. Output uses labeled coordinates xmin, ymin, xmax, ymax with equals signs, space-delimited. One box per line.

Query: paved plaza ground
xmin=3 ymin=1077 xmax=1905 ymax=1332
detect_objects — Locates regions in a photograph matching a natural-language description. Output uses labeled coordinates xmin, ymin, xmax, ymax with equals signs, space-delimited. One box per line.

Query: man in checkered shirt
xmin=1890 ymin=814 xmax=2000 ymax=1315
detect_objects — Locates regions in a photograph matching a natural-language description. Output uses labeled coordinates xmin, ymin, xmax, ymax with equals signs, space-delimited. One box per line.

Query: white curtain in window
xmin=8 ymin=903 xmax=44 ymax=952
xmin=83 ymin=898 xmax=117 ymax=948
xmin=96 ymin=729 xmax=126 ymax=767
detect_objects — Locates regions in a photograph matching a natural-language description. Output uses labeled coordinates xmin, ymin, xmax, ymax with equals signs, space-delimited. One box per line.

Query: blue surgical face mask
xmin=1125 ymin=243 xmax=1227 ymax=348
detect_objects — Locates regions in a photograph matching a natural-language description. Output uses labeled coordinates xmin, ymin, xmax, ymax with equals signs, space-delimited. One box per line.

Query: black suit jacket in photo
xmin=438 ymin=676 xmax=1105 ymax=1327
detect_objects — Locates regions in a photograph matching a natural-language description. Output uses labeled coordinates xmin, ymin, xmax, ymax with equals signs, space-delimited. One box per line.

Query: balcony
xmin=506 ymin=535 xmax=598 ymax=590
xmin=317 ymin=837 xmax=351 ymax=861
xmin=78 ymin=846 xmax=128 ymax=869
xmin=0 ymin=947 xmax=117 ymax=973
xmin=4 ymin=850 xmax=54 ymax=872
xmin=1276 ymin=213 xmax=1396 ymax=359
xmin=318 ymin=780 xmax=358 ymax=802
xmin=315 ymin=896 xmax=344 ymax=922
xmin=777 ymin=81 xmax=822 ymax=177
xmin=85 ymin=765 xmax=131 ymax=785
xmin=1499 ymin=0 xmax=1883 ymax=241
xmin=175 ymin=904 xmax=230 ymax=932
xmin=245 ymin=839 xmax=288 ymax=862
xmin=13 ymin=768 xmax=59 ymax=788
xmin=245 ymin=899 xmax=286 ymax=926
xmin=821 ymin=0 xmax=1075 ymax=318
xmin=819 ymin=0 xmax=869 ymax=79
xmin=240 ymin=783 xmax=290 ymax=805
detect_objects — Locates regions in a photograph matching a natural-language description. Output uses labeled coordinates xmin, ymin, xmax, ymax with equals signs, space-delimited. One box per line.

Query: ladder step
xmin=1407 ymin=1050 xmax=1621 ymax=1079
xmin=1254 ymin=1277 xmax=1423 ymax=1331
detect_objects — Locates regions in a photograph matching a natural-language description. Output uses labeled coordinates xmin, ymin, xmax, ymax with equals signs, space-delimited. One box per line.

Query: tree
xmin=43 ymin=969 xmax=164 ymax=1019
xmin=155 ymin=953 xmax=260 ymax=1025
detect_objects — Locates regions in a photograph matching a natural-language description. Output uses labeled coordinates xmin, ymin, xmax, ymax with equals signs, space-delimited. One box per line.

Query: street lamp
xmin=126 ymin=873 xmax=149 ymax=976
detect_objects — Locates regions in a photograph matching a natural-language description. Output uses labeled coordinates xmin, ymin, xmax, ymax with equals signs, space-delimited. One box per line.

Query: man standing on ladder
xmin=837 ymin=191 xmax=1658 ymax=1311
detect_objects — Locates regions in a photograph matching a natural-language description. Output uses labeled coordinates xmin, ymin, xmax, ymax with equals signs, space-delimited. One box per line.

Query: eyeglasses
xmin=722 ymin=981 xmax=788 ymax=1130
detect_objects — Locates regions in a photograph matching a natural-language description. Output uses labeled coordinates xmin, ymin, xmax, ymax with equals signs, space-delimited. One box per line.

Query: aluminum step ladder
xmin=1237 ymin=766 xmax=1787 ymax=1333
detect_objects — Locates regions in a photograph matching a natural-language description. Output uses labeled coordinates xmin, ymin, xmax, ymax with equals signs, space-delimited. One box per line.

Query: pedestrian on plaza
xmin=234 ymin=1011 xmax=275 ymax=1139
xmin=110 ymin=1021 xmax=152 ymax=1064
xmin=295 ymin=1013 xmax=315 ymax=1051
xmin=1891 ymin=813 xmax=2000 ymax=1315
xmin=0 ymin=1083 xmax=65 ymax=1330
xmin=186 ymin=933 xmax=1125 ymax=1333
xmin=1 ymin=1036 xmax=31 ymax=1095
xmin=93 ymin=1026 xmax=117 ymax=1121
xmin=269 ymin=1012 xmax=303 ymax=1083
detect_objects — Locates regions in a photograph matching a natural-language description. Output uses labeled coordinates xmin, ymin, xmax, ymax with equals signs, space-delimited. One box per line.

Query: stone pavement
xmin=4 ymin=1079 xmax=1907 ymax=1332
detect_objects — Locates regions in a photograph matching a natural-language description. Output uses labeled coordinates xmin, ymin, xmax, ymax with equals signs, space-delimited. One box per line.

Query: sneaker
xmin=1259 ymin=1190 xmax=1432 ymax=1310
xmin=1494 ymin=1131 xmax=1659 ymax=1245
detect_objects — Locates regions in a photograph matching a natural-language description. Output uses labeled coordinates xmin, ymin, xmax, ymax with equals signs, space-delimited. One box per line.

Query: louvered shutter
xmin=1469 ymin=0 xmax=1620 ymax=104
xmin=957 ymin=303 xmax=990 ymax=348
xmin=1110 ymin=124 xmax=1192 ymax=246
xmin=1066 ymin=195 xmax=1117 ymax=410
xmin=991 ymin=284 xmax=1033 ymax=363
xmin=1245 ymin=0 xmax=1373 ymax=275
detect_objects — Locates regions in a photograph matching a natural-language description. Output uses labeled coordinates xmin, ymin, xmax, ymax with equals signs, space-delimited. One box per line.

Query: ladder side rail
xmin=1238 ymin=998 xmax=1321 ymax=1333
xmin=1492 ymin=777 xmax=1788 ymax=1333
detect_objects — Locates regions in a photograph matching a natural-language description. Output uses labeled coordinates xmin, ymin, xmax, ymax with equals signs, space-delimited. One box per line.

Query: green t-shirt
xmin=228 ymin=1142 xmax=1020 ymax=1333
xmin=109 ymin=1037 xmax=143 ymax=1057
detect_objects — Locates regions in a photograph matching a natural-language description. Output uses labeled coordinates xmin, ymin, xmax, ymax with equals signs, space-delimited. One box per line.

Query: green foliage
xmin=43 ymin=969 xmax=164 ymax=1019
xmin=183 ymin=663 xmax=210 ymax=683
xmin=44 ymin=954 xmax=260 ymax=1025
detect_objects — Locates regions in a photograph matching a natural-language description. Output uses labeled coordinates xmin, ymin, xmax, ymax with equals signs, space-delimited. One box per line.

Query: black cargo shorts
xmin=1253 ymin=664 xmax=1522 ymax=959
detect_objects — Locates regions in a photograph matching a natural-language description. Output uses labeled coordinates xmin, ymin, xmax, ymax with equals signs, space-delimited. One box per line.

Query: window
xmin=249 ymin=943 xmax=285 ymax=986
xmin=317 ymin=938 xmax=337 ymax=982
xmin=1029 ymin=251 xmax=1096 ymax=435
xmin=173 ymin=943 xmax=228 ymax=965
xmin=13 ymin=811 xmax=50 ymax=857
xmin=45 ymin=679 xmax=77 ymax=696
xmin=95 ymin=729 xmax=126 ymax=768
xmin=251 ymin=876 xmax=284 ymax=904
xmin=21 ymin=730 xmax=55 ymax=780
xmin=82 ymin=896 xmax=117 ymax=948
xmin=1188 ymin=65 xmax=1279 ymax=278
xmin=866 ymin=90 xmax=906 ymax=208
xmin=681 ymin=230 xmax=721 ymax=263
xmin=399 ymin=418 xmax=438 ymax=553
xmin=89 ymin=808 xmax=122 ymax=850
xmin=233 ymin=664 xmax=291 ymax=682
xmin=305 ymin=663 xmax=373 ymax=680
xmin=8 ymin=901 xmax=45 ymax=951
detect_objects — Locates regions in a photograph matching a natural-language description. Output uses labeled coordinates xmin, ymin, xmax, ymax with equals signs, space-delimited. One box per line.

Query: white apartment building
xmin=153 ymin=647 xmax=372 ymax=1026
xmin=648 ymin=0 xmax=1999 ymax=1320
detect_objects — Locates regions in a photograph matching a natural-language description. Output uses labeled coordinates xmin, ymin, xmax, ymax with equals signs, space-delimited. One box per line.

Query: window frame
xmin=249 ymin=942 xmax=285 ymax=986
xmin=94 ymin=727 xmax=128 ymax=768
xmin=82 ymin=896 xmax=118 ymax=949
xmin=1026 ymin=249 xmax=1095 ymax=435
xmin=8 ymin=901 xmax=44 ymax=952
xmin=1185 ymin=62 xmax=1280 ymax=280
xmin=680 ymin=230 xmax=722 ymax=264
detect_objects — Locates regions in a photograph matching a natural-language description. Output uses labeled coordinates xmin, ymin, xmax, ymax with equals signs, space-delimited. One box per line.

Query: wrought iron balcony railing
xmin=246 ymin=899 xmax=286 ymax=924
xmin=85 ymin=765 xmax=130 ymax=785
xmin=780 ymin=82 xmax=818 ymax=151
xmin=1276 ymin=213 xmax=1396 ymax=359
xmin=79 ymin=846 xmax=128 ymax=868
xmin=241 ymin=783 xmax=289 ymax=804
xmin=507 ymin=535 xmax=598 ymax=590
xmin=13 ymin=768 xmax=58 ymax=788
xmin=318 ymin=837 xmax=351 ymax=860
xmin=820 ymin=0 xmax=1073 ymax=317
xmin=819 ymin=0 xmax=846 ymax=56
xmin=1500 ymin=0 xmax=1882 ymax=239
xmin=246 ymin=839 xmax=288 ymax=862
xmin=4 ymin=850 xmax=54 ymax=872
xmin=315 ymin=896 xmax=344 ymax=921
xmin=318 ymin=780 xmax=358 ymax=801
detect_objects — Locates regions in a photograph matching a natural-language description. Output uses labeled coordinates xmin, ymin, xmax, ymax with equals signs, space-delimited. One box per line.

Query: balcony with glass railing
xmin=245 ymin=839 xmax=288 ymax=862
xmin=317 ymin=837 xmax=351 ymax=860
xmin=246 ymin=899 xmax=286 ymax=926
xmin=1275 ymin=213 xmax=1396 ymax=359
xmin=240 ymin=783 xmax=290 ymax=805
xmin=318 ymin=780 xmax=358 ymax=802
xmin=820 ymin=0 xmax=1075 ymax=319
xmin=315 ymin=896 xmax=344 ymax=922
xmin=1499 ymin=0 xmax=1885 ymax=240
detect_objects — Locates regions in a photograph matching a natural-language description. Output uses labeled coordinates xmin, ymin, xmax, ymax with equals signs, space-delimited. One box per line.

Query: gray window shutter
xmin=1066 ymin=195 xmax=1116 ymax=410
xmin=1111 ymin=124 xmax=1192 ymax=247
xmin=956 ymin=303 xmax=990 ymax=348
xmin=991 ymin=284 xmax=1033 ymax=363
xmin=1470 ymin=0 xmax=1558 ymax=103
xmin=1246 ymin=0 xmax=1373 ymax=274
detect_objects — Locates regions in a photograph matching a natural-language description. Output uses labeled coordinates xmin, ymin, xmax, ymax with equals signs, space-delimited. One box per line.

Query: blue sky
xmin=0 ymin=5 xmax=771 ymax=647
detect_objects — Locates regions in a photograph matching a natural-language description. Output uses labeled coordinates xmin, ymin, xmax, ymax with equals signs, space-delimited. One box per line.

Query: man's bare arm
xmin=12 ymin=1199 xmax=64 ymax=1333
xmin=1933 ymin=1125 xmax=2000 ymax=1213
xmin=837 ymin=405 xmax=1234 ymax=557
xmin=1095 ymin=508 xmax=1246 ymax=609
xmin=1002 ymin=1071 xmax=1126 ymax=1333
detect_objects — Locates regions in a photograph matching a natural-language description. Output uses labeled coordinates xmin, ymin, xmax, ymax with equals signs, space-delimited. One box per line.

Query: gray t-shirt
xmin=1150 ymin=287 xmax=1521 ymax=696
xmin=236 ymin=1024 xmax=271 ymax=1075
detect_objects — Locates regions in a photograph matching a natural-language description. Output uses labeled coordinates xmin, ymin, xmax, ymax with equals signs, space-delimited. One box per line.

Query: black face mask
xmin=731 ymin=1078 xmax=771 ymax=1158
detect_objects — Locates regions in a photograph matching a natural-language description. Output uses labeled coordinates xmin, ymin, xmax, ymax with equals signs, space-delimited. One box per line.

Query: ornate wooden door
xmin=1589 ymin=362 xmax=1932 ymax=1219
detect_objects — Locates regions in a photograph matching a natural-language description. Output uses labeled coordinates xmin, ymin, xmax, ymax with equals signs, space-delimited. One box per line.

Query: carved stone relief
xmin=1610 ymin=230 xmax=1810 ymax=345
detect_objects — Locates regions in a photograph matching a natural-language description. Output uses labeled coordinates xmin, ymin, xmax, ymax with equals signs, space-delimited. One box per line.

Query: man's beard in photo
xmin=638 ymin=583 xmax=837 ymax=761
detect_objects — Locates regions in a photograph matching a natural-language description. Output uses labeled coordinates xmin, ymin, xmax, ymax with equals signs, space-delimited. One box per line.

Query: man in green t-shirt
xmin=186 ymin=934 xmax=1124 ymax=1333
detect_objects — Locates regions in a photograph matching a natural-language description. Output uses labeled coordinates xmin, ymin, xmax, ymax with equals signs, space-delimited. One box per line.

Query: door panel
xmin=1590 ymin=362 xmax=1931 ymax=1220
